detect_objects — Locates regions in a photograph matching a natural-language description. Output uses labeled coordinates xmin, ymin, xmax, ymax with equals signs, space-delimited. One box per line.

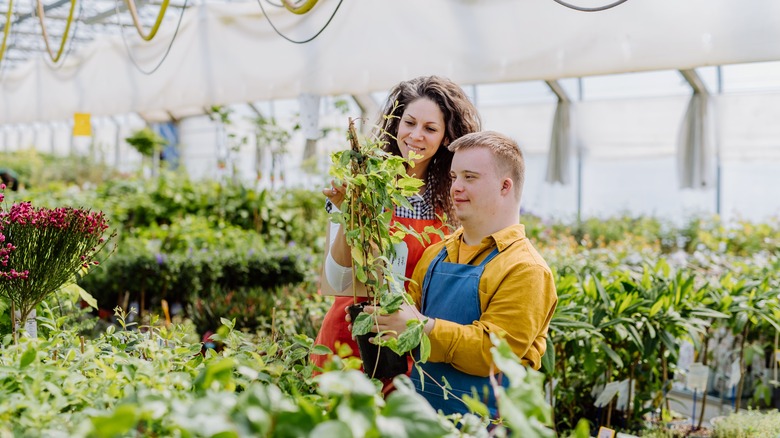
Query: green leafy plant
xmin=327 ymin=118 xmax=429 ymax=372
xmin=125 ymin=127 xmax=168 ymax=158
xmin=712 ymin=409 xmax=780 ymax=438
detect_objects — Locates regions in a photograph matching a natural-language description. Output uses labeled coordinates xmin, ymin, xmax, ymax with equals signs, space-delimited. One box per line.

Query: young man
xmin=365 ymin=130 xmax=558 ymax=416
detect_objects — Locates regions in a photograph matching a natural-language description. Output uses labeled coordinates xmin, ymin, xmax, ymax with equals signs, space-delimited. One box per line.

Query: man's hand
xmin=346 ymin=303 xmax=434 ymax=342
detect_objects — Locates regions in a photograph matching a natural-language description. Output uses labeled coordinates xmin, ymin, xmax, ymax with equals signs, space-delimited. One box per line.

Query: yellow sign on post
xmin=73 ymin=113 xmax=92 ymax=136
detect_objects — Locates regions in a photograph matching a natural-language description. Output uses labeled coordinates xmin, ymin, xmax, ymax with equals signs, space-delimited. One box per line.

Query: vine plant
xmin=327 ymin=116 xmax=431 ymax=361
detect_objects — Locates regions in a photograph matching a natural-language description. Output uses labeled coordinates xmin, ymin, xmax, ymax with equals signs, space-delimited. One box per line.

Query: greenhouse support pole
xmin=49 ymin=123 xmax=56 ymax=154
xmin=112 ymin=116 xmax=122 ymax=169
xmin=577 ymin=77 xmax=583 ymax=223
xmin=715 ymin=66 xmax=723 ymax=216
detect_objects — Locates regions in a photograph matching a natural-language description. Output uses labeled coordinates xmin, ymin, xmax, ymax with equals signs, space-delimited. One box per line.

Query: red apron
xmin=311 ymin=212 xmax=445 ymax=373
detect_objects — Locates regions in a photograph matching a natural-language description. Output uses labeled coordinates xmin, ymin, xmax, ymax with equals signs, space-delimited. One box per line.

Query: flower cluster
xmin=0 ymin=187 xmax=114 ymax=334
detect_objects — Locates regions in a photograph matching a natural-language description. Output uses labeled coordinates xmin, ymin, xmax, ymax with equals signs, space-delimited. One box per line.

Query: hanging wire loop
xmin=36 ymin=0 xmax=77 ymax=63
xmin=552 ymin=0 xmax=630 ymax=12
xmin=124 ymin=0 xmax=171 ymax=41
xmin=282 ymin=0 xmax=317 ymax=15
xmin=257 ymin=0 xmax=342 ymax=44
xmin=0 ymin=0 xmax=13 ymax=67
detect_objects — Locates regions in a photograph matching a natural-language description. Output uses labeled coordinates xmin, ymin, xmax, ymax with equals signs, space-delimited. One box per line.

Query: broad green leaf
xmin=352 ymin=312 xmax=374 ymax=336
xmin=309 ymin=421 xmax=353 ymax=438
xmin=380 ymin=293 xmax=404 ymax=314
xmin=311 ymin=345 xmax=333 ymax=356
xmin=19 ymin=346 xmax=36 ymax=369
xmin=649 ymin=298 xmax=665 ymax=317
xmin=541 ymin=337 xmax=555 ymax=374
xmin=89 ymin=404 xmax=139 ymax=438
xmin=601 ymin=344 xmax=624 ymax=368
xmin=395 ymin=321 xmax=423 ymax=354
xmin=194 ymin=358 xmax=235 ymax=392
xmin=60 ymin=283 xmax=99 ymax=310
xmin=219 ymin=317 xmax=235 ymax=330
xmin=461 ymin=393 xmax=490 ymax=417
xmin=419 ymin=333 xmax=431 ymax=363
xmin=380 ymin=391 xmax=448 ymax=438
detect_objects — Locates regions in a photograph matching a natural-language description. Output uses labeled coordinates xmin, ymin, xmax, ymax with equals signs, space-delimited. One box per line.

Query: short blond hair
xmin=448 ymin=131 xmax=525 ymax=200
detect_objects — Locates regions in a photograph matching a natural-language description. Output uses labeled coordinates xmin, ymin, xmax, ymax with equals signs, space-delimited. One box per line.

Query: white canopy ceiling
xmin=3 ymin=0 xmax=780 ymax=124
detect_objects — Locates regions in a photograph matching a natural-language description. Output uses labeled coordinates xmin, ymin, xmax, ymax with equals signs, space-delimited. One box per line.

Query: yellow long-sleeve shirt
xmin=409 ymin=224 xmax=558 ymax=376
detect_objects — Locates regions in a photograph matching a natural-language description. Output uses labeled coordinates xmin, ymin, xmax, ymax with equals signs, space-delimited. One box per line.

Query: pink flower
xmin=0 ymin=191 xmax=114 ymax=321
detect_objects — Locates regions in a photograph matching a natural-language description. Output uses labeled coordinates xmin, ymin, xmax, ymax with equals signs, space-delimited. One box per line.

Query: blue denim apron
xmin=411 ymin=245 xmax=509 ymax=417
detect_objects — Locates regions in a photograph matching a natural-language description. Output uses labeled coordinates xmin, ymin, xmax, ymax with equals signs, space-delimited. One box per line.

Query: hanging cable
xmin=124 ymin=0 xmax=171 ymax=41
xmin=113 ymin=0 xmax=188 ymax=75
xmin=552 ymin=0 xmax=630 ymax=12
xmin=36 ymin=0 xmax=77 ymax=63
xmin=28 ymin=0 xmax=85 ymax=75
xmin=0 ymin=0 xmax=13 ymax=69
xmin=257 ymin=0 xmax=342 ymax=44
xmin=43 ymin=1 xmax=84 ymax=70
xmin=281 ymin=0 xmax=317 ymax=15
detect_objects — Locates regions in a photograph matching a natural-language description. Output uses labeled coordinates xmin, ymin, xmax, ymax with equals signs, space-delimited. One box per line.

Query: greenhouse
xmin=0 ymin=0 xmax=779 ymax=436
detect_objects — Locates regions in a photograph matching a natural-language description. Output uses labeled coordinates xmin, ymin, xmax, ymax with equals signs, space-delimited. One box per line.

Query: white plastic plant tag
xmin=13 ymin=309 xmax=37 ymax=338
xmin=388 ymin=241 xmax=409 ymax=294
xmin=615 ymin=379 xmax=632 ymax=410
xmin=775 ymin=349 xmax=780 ymax=365
xmin=594 ymin=381 xmax=621 ymax=407
xmin=597 ymin=426 xmax=616 ymax=438
xmin=686 ymin=362 xmax=709 ymax=393
xmin=728 ymin=359 xmax=741 ymax=389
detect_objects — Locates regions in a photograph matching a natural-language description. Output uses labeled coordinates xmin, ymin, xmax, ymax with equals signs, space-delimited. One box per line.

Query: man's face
xmin=449 ymin=147 xmax=504 ymax=225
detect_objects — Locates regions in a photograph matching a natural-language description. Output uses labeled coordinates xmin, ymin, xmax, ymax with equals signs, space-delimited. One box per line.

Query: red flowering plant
xmin=0 ymin=187 xmax=114 ymax=341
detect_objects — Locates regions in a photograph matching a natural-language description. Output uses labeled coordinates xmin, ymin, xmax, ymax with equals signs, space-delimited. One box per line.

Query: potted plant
xmin=329 ymin=117 xmax=427 ymax=379
xmin=0 ymin=190 xmax=114 ymax=342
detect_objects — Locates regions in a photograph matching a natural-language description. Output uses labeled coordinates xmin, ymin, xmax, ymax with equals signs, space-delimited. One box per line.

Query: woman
xmin=311 ymin=75 xmax=481 ymax=375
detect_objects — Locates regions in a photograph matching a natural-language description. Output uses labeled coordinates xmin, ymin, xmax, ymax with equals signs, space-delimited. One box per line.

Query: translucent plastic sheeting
xmin=3 ymin=0 xmax=780 ymax=124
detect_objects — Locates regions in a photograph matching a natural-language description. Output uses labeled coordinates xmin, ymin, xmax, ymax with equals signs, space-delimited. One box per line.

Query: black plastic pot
xmin=348 ymin=302 xmax=409 ymax=380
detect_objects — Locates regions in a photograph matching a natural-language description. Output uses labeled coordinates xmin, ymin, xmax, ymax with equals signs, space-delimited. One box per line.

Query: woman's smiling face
xmin=396 ymin=97 xmax=447 ymax=179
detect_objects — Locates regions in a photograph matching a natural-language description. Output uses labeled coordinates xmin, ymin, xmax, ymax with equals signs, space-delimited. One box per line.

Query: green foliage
xmin=328 ymin=120 xmax=425 ymax=353
xmin=0 ymin=312 xmax=556 ymax=437
xmin=712 ymin=409 xmax=780 ymax=438
xmin=125 ymin=127 xmax=168 ymax=158
xmin=0 ymin=200 xmax=114 ymax=339
xmin=78 ymin=242 xmax=308 ymax=326
xmin=0 ymin=149 xmax=121 ymax=189
xmin=532 ymin=212 xmax=780 ymax=434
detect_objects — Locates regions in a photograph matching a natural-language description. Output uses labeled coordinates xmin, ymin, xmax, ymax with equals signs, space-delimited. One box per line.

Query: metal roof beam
xmin=545 ymin=79 xmax=571 ymax=103
xmin=679 ymin=69 xmax=709 ymax=95
xmin=0 ymin=0 xmax=71 ymax=31
xmin=350 ymin=94 xmax=379 ymax=119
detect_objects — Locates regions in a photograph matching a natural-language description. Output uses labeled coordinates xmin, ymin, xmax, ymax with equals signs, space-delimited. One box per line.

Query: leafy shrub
xmin=78 ymin=245 xmax=308 ymax=320
xmin=0 ymin=149 xmax=121 ymax=189
xmin=712 ymin=409 xmax=780 ymax=438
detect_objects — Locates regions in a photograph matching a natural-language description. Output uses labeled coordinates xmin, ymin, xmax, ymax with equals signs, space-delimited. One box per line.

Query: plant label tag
xmin=13 ymin=309 xmax=37 ymax=338
xmin=389 ymin=241 xmax=409 ymax=294
xmin=775 ymin=349 xmax=780 ymax=365
xmin=728 ymin=359 xmax=741 ymax=388
xmin=597 ymin=426 xmax=616 ymax=438
xmin=687 ymin=362 xmax=709 ymax=393
xmin=594 ymin=381 xmax=621 ymax=407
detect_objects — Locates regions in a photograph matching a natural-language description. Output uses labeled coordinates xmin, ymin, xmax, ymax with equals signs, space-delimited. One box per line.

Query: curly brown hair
xmin=375 ymin=76 xmax=481 ymax=225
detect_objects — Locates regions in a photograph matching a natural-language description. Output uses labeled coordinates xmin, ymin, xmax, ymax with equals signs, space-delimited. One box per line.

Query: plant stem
xmin=697 ymin=328 xmax=711 ymax=429
xmin=735 ymin=324 xmax=749 ymax=412
xmin=661 ymin=344 xmax=671 ymax=416
xmin=627 ymin=357 xmax=635 ymax=426
xmin=10 ymin=300 xmax=17 ymax=345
